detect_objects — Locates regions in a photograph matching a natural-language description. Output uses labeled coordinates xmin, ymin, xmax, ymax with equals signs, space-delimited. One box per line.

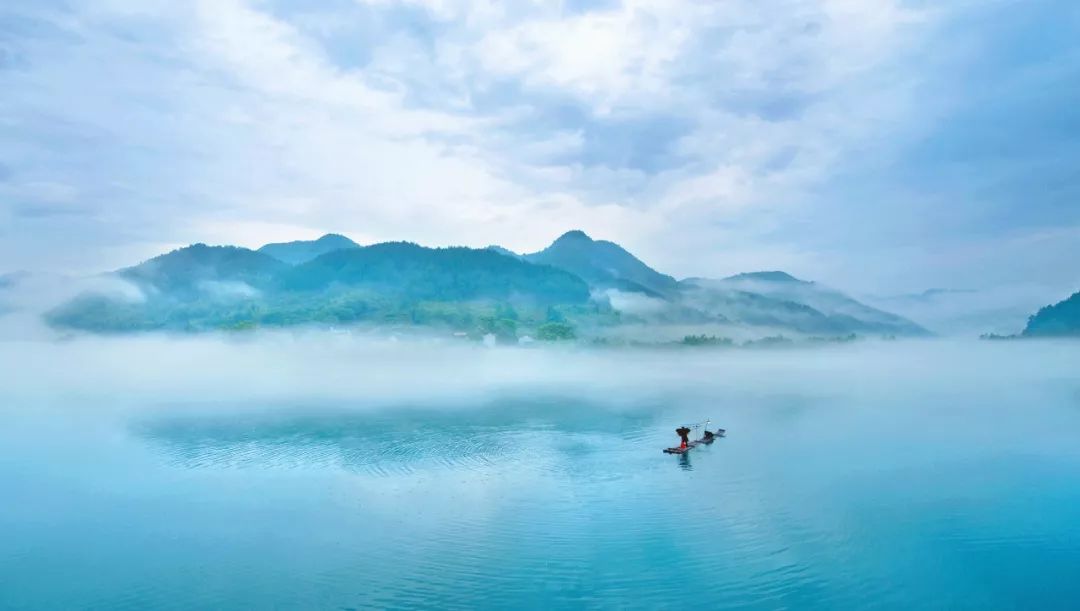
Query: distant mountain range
xmin=681 ymin=273 xmax=928 ymax=337
xmin=45 ymin=230 xmax=931 ymax=340
xmin=868 ymin=286 xmax=1074 ymax=337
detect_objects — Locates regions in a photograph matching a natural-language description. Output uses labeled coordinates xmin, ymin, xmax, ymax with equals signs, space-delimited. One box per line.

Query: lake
xmin=2 ymin=337 xmax=1080 ymax=609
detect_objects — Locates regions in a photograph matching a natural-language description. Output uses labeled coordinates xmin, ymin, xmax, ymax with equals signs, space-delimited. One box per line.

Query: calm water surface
xmin=2 ymin=339 xmax=1080 ymax=609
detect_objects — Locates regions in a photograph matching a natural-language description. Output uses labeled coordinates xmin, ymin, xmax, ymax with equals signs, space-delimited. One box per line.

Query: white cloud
xmin=472 ymin=4 xmax=694 ymax=113
xmin=7 ymin=0 xmax=1070 ymax=296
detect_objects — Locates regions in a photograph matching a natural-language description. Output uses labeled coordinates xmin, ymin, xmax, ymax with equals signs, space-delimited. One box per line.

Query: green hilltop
xmin=1023 ymin=291 xmax=1080 ymax=337
xmin=257 ymin=234 xmax=360 ymax=265
xmin=524 ymin=230 xmax=679 ymax=298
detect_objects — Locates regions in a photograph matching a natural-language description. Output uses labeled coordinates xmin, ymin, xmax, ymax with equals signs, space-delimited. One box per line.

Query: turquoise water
xmin=2 ymin=339 xmax=1080 ymax=609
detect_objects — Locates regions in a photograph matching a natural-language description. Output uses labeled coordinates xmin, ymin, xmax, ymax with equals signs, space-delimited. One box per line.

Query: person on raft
xmin=676 ymin=426 xmax=692 ymax=449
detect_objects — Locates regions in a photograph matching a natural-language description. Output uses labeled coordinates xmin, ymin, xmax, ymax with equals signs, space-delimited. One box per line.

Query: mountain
xmin=118 ymin=244 xmax=288 ymax=298
xmin=46 ymin=244 xmax=292 ymax=333
xmin=913 ymin=288 xmax=978 ymax=299
xmin=486 ymin=245 xmax=522 ymax=260
xmin=868 ymin=287 xmax=1052 ymax=337
xmin=279 ymin=242 xmax=590 ymax=305
xmin=524 ymin=230 xmax=678 ymax=297
xmin=681 ymin=273 xmax=929 ymax=337
xmin=1023 ymin=291 xmax=1080 ymax=337
xmin=45 ymin=230 xmax=926 ymax=340
xmin=47 ymin=241 xmax=596 ymax=333
xmin=257 ymin=233 xmax=360 ymax=265
xmin=722 ymin=271 xmax=802 ymax=283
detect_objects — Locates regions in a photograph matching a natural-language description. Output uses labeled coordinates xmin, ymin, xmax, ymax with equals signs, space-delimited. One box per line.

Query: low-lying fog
xmin=4 ymin=333 xmax=1080 ymax=608
xmin=3 ymin=332 xmax=1079 ymax=409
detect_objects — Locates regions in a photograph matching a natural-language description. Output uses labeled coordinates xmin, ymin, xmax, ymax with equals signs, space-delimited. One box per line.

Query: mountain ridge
xmin=723 ymin=271 xmax=804 ymax=283
xmin=119 ymin=244 xmax=287 ymax=296
xmin=46 ymin=230 xmax=927 ymax=339
xmin=524 ymin=230 xmax=679 ymax=298
xmin=1023 ymin=290 xmax=1080 ymax=337
xmin=258 ymin=233 xmax=360 ymax=265
xmin=278 ymin=241 xmax=591 ymax=305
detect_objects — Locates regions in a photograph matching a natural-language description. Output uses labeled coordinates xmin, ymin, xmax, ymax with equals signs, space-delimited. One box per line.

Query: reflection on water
xmin=678 ymin=452 xmax=692 ymax=471
xmin=135 ymin=398 xmax=661 ymax=477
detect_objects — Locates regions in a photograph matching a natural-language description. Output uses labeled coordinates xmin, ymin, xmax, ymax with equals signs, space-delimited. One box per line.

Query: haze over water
xmin=2 ymin=337 xmax=1080 ymax=609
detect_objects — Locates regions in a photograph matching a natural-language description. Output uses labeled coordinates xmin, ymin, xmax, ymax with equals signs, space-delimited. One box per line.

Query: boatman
xmin=676 ymin=426 xmax=692 ymax=449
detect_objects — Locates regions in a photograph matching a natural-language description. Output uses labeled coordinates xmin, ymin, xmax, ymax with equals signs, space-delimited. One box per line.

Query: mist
xmin=0 ymin=271 xmax=146 ymax=340
xmin=4 ymin=332 xmax=1079 ymax=503
xmin=864 ymin=284 xmax=1068 ymax=337
xmin=5 ymin=332 xmax=1077 ymax=415
xmin=2 ymin=332 xmax=1076 ymax=496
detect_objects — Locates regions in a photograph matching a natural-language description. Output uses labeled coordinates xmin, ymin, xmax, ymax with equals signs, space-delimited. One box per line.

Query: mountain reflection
xmin=134 ymin=398 xmax=658 ymax=476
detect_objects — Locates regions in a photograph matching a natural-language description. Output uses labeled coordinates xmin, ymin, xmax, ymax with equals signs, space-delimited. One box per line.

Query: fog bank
xmin=3 ymin=334 xmax=1078 ymax=419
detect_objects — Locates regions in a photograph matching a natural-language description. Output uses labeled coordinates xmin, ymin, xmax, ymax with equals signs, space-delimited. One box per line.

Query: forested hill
xmin=118 ymin=244 xmax=287 ymax=296
xmin=524 ymin=230 xmax=679 ymax=297
xmin=279 ymin=242 xmax=590 ymax=304
xmin=45 ymin=230 xmax=927 ymax=340
xmin=1023 ymin=291 xmax=1080 ymax=337
xmin=257 ymin=234 xmax=360 ymax=265
xmin=46 ymin=241 xmax=596 ymax=335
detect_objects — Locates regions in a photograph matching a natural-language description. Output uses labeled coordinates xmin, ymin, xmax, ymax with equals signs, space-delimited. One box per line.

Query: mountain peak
xmin=725 ymin=271 xmax=803 ymax=283
xmin=258 ymin=234 xmax=360 ymax=265
xmin=554 ymin=229 xmax=592 ymax=243
xmin=526 ymin=230 xmax=678 ymax=297
xmin=142 ymin=243 xmax=274 ymax=263
xmin=314 ymin=233 xmax=356 ymax=245
xmin=117 ymin=243 xmax=286 ymax=296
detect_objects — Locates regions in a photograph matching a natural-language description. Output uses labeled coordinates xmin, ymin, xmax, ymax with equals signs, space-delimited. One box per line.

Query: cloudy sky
xmin=1 ymin=0 xmax=1077 ymax=294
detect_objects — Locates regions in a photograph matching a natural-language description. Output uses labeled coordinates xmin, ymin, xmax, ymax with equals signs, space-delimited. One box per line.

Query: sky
xmin=0 ymin=0 xmax=1078 ymax=295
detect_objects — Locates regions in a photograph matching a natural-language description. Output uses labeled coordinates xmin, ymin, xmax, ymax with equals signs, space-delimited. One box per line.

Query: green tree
xmin=545 ymin=306 xmax=566 ymax=322
xmin=536 ymin=321 xmax=576 ymax=341
xmin=478 ymin=316 xmax=518 ymax=343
